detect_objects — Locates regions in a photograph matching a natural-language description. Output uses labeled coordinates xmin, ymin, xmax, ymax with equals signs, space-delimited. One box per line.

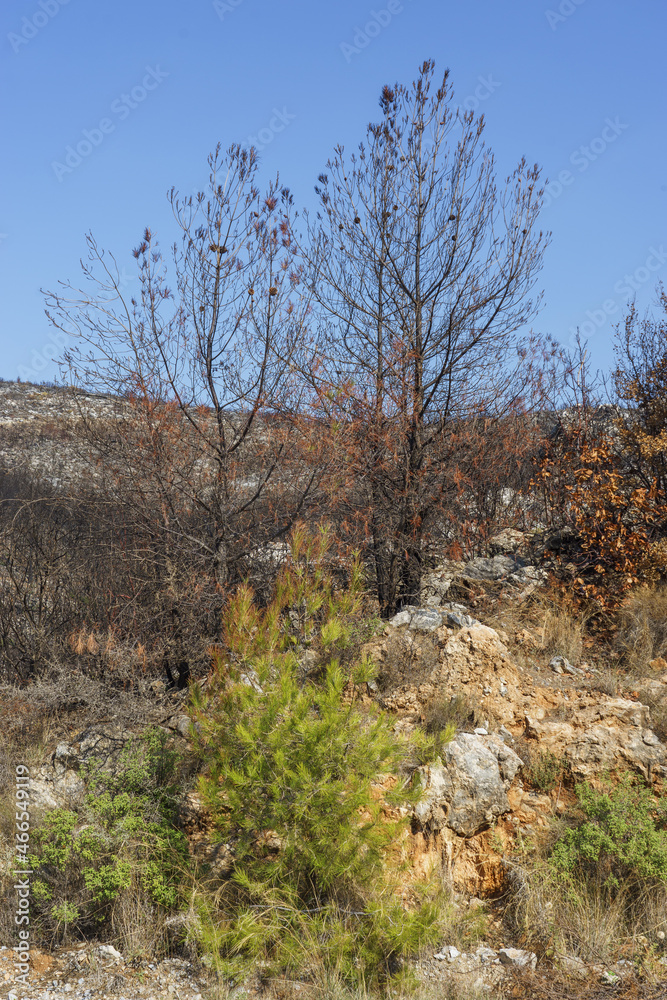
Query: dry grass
xmin=442 ymin=899 xmax=493 ymax=952
xmin=616 ymin=584 xmax=667 ymax=676
xmin=423 ymin=692 xmax=485 ymax=735
xmin=507 ymin=969 xmax=667 ymax=1000
xmin=413 ymin=977 xmax=504 ymax=1000
xmin=538 ymin=598 xmax=592 ymax=665
xmin=0 ymin=690 xmax=56 ymax=794
xmin=374 ymin=630 xmax=441 ymax=693
xmin=110 ymin=890 xmax=172 ymax=960
xmin=483 ymin=587 xmax=598 ymax=672
xmin=0 ymin=832 xmax=19 ymax=946
xmin=204 ymin=959 xmax=507 ymax=1000
xmin=0 ymin=664 xmax=181 ymax=756
xmin=586 ymin=668 xmax=620 ymax=697
xmin=502 ymin=858 xmax=667 ymax=972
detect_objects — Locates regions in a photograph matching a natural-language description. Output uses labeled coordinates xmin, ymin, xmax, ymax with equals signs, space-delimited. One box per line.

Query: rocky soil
xmin=0 ymin=382 xmax=116 ymax=490
xmin=1 ymin=384 xmax=666 ymax=996
xmin=15 ymin=539 xmax=667 ymax=996
xmin=0 ymin=945 xmax=206 ymax=1000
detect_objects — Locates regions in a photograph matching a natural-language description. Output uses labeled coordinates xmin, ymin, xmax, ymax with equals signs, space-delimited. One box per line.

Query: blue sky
xmin=1 ymin=0 xmax=665 ymax=384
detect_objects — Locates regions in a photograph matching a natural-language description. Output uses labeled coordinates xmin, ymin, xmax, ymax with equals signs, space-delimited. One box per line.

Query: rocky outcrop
xmin=371 ymin=621 xmax=526 ymax=730
xmin=362 ymin=605 xmax=667 ymax=897
xmin=31 ymin=727 xmax=140 ymax=812
xmin=421 ymin=539 xmax=548 ymax=606
xmin=524 ymin=696 xmax=667 ymax=782
xmin=414 ymin=733 xmax=523 ymax=836
xmin=369 ymin=607 xmax=667 ymax=788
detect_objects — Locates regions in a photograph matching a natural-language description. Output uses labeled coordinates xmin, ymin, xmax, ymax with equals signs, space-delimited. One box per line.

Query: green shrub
xmin=29 ymin=728 xmax=190 ymax=946
xmin=190 ymin=527 xmax=445 ymax=988
xmin=550 ymin=776 xmax=667 ymax=893
xmin=507 ymin=778 xmax=667 ymax=964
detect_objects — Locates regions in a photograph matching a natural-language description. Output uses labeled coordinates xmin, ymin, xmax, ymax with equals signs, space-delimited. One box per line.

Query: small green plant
xmin=550 ymin=775 xmax=667 ymax=893
xmin=50 ymin=901 xmax=80 ymax=937
xmin=190 ymin=526 xmax=446 ymax=989
xmin=489 ymin=823 xmax=504 ymax=855
xmin=459 ymin=902 xmax=491 ymax=948
xmin=409 ymin=720 xmax=456 ymax=769
xmin=28 ymin=729 xmax=190 ymax=946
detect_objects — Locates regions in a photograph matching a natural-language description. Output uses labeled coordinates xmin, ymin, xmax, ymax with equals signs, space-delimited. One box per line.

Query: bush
xmin=190 ymin=527 xmax=445 ymax=988
xmin=550 ymin=776 xmax=667 ymax=893
xmin=535 ymin=435 xmax=660 ymax=609
xmin=505 ymin=777 xmax=667 ymax=964
xmin=423 ymin=693 xmax=483 ymax=736
xmin=28 ymin=728 xmax=190 ymax=950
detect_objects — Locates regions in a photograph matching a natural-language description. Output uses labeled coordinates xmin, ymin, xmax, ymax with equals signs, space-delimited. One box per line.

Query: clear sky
xmin=1 ymin=0 xmax=665 ymax=384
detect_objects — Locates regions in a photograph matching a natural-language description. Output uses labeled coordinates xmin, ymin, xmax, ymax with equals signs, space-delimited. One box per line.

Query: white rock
xmin=498 ymin=947 xmax=537 ymax=969
xmin=559 ymin=954 xmax=587 ymax=979
xmin=98 ymin=944 xmax=123 ymax=962
xmin=388 ymin=606 xmax=443 ymax=632
xmin=434 ymin=944 xmax=460 ymax=962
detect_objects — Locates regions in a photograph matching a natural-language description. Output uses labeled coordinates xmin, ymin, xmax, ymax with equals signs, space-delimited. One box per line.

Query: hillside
xmin=0 ymin=380 xmax=666 ymax=1000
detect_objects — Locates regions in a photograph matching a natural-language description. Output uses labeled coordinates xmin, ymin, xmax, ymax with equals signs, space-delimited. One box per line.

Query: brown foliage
xmin=534 ymin=286 xmax=667 ymax=609
xmin=535 ymin=433 xmax=661 ymax=608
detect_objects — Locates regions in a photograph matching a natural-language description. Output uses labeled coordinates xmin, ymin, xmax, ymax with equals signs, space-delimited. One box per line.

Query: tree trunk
xmin=213 ymin=532 xmax=228 ymax=588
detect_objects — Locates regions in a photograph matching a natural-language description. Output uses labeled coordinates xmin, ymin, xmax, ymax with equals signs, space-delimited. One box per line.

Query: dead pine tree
xmin=302 ymin=60 xmax=556 ymax=616
xmin=44 ymin=144 xmax=320 ymax=679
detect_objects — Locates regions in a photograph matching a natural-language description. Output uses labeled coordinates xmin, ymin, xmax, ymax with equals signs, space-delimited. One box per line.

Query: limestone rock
xmin=559 ymin=954 xmax=588 ymax=979
xmin=97 ymin=944 xmax=123 ymax=963
xmin=464 ymin=554 xmax=526 ymax=581
xmin=421 ymin=561 xmax=466 ymax=604
xmin=30 ymin=770 xmax=85 ymax=812
xmin=444 ymin=607 xmax=480 ymax=629
xmin=422 ymin=552 xmax=547 ymax=606
xmin=524 ymin=698 xmax=667 ymax=782
xmin=414 ymin=733 xmax=523 ymax=837
xmin=30 ymin=727 xmax=144 ymax=813
xmin=498 ymin=948 xmax=537 ymax=970
xmin=177 ymin=791 xmax=210 ymax=835
xmin=549 ymin=655 xmax=581 ymax=675
xmin=388 ymin=606 xmax=443 ymax=632
xmin=374 ymin=622 xmax=526 ymax=729
xmin=434 ymin=945 xmax=460 ymax=962
xmin=639 ymin=679 xmax=667 ymax=702
xmin=488 ymin=529 xmax=526 ymax=554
